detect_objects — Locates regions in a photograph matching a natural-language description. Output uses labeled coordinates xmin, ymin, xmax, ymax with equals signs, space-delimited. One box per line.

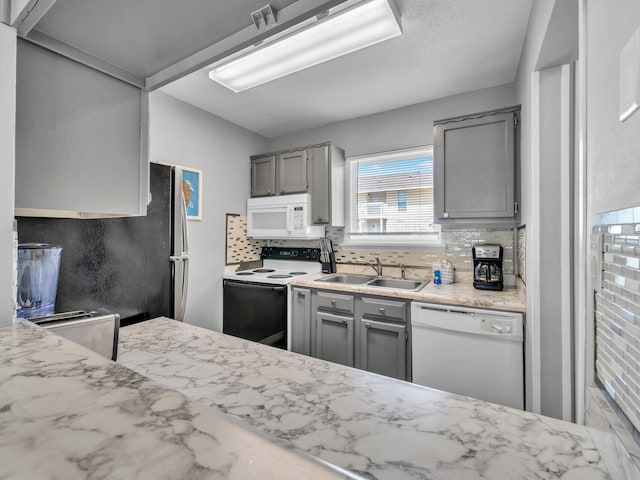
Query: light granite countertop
xmin=289 ymin=273 xmax=526 ymax=313
xmin=119 ymin=317 xmax=608 ymax=480
xmin=0 ymin=320 xmax=359 ymax=480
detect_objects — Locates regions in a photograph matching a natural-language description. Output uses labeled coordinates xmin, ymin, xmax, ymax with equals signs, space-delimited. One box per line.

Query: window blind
xmin=347 ymin=147 xmax=436 ymax=237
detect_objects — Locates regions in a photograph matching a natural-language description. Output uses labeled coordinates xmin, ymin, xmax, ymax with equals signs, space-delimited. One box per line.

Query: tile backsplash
xmin=594 ymin=221 xmax=640 ymax=437
xmin=225 ymin=214 xmax=261 ymax=265
xmin=517 ymin=226 xmax=526 ymax=283
xmin=592 ymin=206 xmax=640 ymax=452
xmin=225 ymin=215 xmax=517 ymax=277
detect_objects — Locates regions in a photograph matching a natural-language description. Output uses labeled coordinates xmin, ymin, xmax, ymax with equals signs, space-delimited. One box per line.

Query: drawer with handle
xmin=362 ymin=297 xmax=407 ymax=322
xmin=317 ymin=291 xmax=354 ymax=314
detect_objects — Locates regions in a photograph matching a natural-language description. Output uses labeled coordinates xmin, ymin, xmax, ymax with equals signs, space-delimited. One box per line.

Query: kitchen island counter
xmin=119 ymin=317 xmax=611 ymax=480
xmin=0 ymin=320 xmax=357 ymax=480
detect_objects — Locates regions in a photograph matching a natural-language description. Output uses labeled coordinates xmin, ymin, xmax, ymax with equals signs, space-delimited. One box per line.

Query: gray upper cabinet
xmin=308 ymin=144 xmax=345 ymax=226
xmin=250 ymin=155 xmax=276 ymax=197
xmin=250 ymin=143 xmax=345 ymax=225
xmin=434 ymin=107 xmax=520 ymax=224
xmin=250 ymin=151 xmax=305 ymax=197
xmin=15 ymin=40 xmax=147 ymax=218
xmin=277 ymin=150 xmax=308 ymax=195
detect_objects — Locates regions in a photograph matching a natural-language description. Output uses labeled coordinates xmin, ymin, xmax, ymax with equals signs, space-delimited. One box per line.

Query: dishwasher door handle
xmin=418 ymin=305 xmax=474 ymax=316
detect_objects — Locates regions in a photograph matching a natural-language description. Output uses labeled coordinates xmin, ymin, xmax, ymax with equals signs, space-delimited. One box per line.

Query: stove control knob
xmin=292 ymin=250 xmax=298 ymax=257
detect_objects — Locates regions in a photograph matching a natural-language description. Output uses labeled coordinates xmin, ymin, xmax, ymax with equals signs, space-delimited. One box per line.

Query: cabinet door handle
xmin=379 ymin=307 xmax=385 ymax=314
xmin=331 ymin=300 xmax=337 ymax=306
xmin=365 ymin=323 xmax=371 ymax=328
xmin=297 ymin=292 xmax=306 ymax=298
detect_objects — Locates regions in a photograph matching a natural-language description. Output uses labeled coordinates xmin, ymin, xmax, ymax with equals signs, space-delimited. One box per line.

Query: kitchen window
xmin=344 ymin=146 xmax=441 ymax=247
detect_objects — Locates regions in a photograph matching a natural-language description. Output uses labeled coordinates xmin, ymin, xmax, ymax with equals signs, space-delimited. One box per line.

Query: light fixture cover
xmin=208 ymin=0 xmax=402 ymax=93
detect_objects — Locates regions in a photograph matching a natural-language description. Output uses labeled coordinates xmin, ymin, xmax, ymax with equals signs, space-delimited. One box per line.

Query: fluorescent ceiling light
xmin=208 ymin=0 xmax=402 ymax=93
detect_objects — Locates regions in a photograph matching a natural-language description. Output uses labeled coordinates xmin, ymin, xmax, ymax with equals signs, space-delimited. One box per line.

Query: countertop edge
xmin=290 ymin=273 xmax=526 ymax=313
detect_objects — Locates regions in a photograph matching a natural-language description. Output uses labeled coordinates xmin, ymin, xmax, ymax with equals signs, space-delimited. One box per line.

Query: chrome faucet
xmin=357 ymin=257 xmax=383 ymax=277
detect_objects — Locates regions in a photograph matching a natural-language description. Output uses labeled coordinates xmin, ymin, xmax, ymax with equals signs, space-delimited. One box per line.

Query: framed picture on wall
xmin=181 ymin=167 xmax=202 ymax=220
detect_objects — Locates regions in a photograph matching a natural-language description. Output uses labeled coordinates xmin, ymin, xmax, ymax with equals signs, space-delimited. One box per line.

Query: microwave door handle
xmin=287 ymin=206 xmax=293 ymax=232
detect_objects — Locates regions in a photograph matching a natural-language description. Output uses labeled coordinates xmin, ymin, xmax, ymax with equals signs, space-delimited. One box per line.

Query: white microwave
xmin=247 ymin=194 xmax=325 ymax=239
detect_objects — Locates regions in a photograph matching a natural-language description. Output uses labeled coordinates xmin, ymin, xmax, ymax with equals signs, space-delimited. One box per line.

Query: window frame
xmin=343 ymin=146 xmax=442 ymax=249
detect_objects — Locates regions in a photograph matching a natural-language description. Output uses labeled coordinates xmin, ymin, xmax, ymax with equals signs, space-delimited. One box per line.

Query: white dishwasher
xmin=411 ymin=302 xmax=524 ymax=409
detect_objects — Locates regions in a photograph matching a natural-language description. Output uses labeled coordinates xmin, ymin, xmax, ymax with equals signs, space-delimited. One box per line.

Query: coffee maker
xmin=472 ymin=244 xmax=503 ymax=291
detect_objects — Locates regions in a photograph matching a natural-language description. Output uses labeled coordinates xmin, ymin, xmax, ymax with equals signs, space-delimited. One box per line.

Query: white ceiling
xmin=26 ymin=0 xmax=533 ymax=139
xmin=159 ymin=0 xmax=533 ymax=138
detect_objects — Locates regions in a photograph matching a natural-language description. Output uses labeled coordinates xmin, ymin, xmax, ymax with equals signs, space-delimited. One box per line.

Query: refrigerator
xmin=16 ymin=163 xmax=189 ymax=326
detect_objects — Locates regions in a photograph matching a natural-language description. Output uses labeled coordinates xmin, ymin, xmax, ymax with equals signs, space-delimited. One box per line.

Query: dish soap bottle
xmin=433 ymin=262 xmax=442 ymax=285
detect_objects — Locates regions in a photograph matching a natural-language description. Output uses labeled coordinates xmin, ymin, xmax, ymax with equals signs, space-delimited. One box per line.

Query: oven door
xmin=223 ymin=279 xmax=287 ymax=348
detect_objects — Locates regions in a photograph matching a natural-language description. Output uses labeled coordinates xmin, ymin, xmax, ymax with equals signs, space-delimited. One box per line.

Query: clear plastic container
xmin=16 ymin=243 xmax=62 ymax=318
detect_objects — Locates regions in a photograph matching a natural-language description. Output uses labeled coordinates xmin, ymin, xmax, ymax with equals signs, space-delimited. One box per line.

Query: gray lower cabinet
xmin=359 ymin=296 xmax=408 ymax=380
xmin=315 ymin=312 xmax=355 ymax=367
xmin=291 ymin=288 xmax=311 ymax=355
xmin=360 ymin=319 xmax=406 ymax=380
xmin=291 ymin=288 xmax=410 ymax=380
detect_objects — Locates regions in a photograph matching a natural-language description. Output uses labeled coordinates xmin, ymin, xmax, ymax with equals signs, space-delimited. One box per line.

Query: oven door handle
xmin=224 ymin=280 xmax=286 ymax=292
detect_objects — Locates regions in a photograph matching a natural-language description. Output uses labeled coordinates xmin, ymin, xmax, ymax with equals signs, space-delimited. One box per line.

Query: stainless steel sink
xmin=317 ymin=274 xmax=428 ymax=291
xmin=366 ymin=278 xmax=427 ymax=291
xmin=318 ymin=273 xmax=375 ymax=284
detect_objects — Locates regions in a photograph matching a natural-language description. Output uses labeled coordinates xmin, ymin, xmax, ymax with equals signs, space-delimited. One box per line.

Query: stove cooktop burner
xmin=289 ymin=272 xmax=308 ymax=275
xmin=267 ymin=274 xmax=293 ymax=279
xmin=236 ymin=272 xmax=255 ymax=276
xmin=253 ymin=268 xmax=276 ymax=273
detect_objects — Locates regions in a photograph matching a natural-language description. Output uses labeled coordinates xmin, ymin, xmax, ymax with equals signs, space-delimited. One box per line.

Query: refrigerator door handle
xmin=175 ymin=186 xmax=190 ymax=321
xmin=181 ymin=257 xmax=189 ymax=322
xmin=171 ymin=167 xmax=190 ymax=322
xmin=181 ymin=187 xmax=190 ymax=257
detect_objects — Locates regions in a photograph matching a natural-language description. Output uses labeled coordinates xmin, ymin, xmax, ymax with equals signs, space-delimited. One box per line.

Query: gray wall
xmin=268 ymin=83 xmax=517 ymax=156
xmin=538 ymin=66 xmax=565 ymax=420
xmin=514 ymin=0 xmax=560 ymax=416
xmin=587 ymin=1 xmax=640 ymax=215
xmin=148 ymin=91 xmax=267 ymax=331
xmin=584 ymin=0 xmax=640 ymax=424
xmin=516 ymin=0 xmax=555 ymax=230
xmin=0 ymin=24 xmax=15 ymax=327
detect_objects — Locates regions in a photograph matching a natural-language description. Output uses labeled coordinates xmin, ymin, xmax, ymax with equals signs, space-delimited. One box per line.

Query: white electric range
xmin=222 ymin=247 xmax=322 ymax=349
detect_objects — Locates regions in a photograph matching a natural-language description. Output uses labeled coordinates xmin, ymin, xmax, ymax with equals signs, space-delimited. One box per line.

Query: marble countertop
xmin=0 ymin=320 xmax=359 ymax=480
xmin=119 ymin=317 xmax=609 ymax=480
xmin=290 ymin=273 xmax=526 ymax=313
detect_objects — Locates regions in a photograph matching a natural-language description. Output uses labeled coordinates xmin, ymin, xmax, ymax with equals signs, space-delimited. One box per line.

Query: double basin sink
xmin=317 ymin=273 xmax=429 ymax=292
